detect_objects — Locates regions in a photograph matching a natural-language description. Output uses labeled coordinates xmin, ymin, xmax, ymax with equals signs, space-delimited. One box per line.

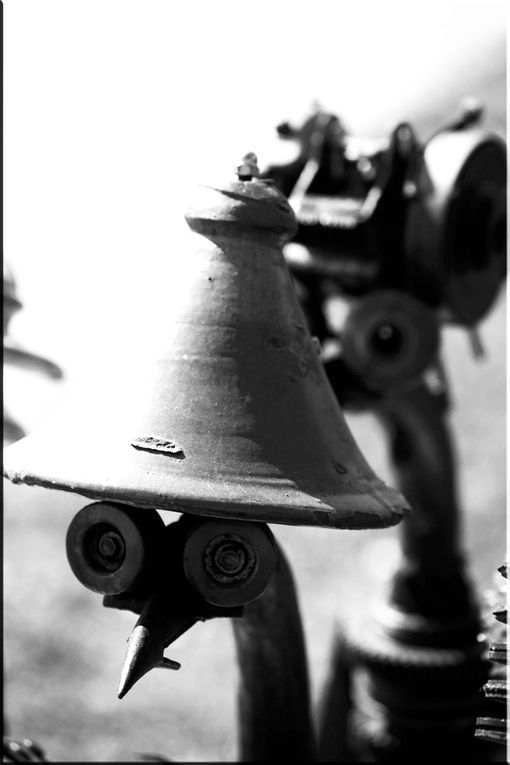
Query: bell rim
xmin=3 ymin=461 xmax=408 ymax=530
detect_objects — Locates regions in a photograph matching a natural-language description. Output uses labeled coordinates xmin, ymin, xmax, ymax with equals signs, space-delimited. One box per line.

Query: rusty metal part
xmin=232 ymin=540 xmax=316 ymax=761
xmin=66 ymin=503 xmax=165 ymax=595
xmin=340 ymin=291 xmax=440 ymax=390
xmin=3 ymin=166 xmax=408 ymax=530
xmin=182 ymin=518 xmax=277 ymax=607
xmin=405 ymin=127 xmax=506 ymax=325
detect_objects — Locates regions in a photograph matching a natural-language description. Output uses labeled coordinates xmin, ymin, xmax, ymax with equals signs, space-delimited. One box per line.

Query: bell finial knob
xmin=236 ymin=152 xmax=260 ymax=181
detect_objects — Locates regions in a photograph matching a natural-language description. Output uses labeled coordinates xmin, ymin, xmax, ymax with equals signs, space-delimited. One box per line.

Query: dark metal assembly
xmin=3 ymin=98 xmax=506 ymax=761
xmin=263 ymin=102 xmax=506 ymax=762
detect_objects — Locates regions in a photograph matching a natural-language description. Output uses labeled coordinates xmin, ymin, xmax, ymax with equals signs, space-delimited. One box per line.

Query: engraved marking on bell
xmin=333 ymin=461 xmax=348 ymax=475
xmin=131 ymin=436 xmax=185 ymax=458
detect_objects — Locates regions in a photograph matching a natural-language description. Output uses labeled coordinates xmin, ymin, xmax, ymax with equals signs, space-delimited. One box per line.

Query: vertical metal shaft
xmin=232 ymin=542 xmax=316 ymax=762
xmin=341 ymin=381 xmax=492 ymax=762
xmin=377 ymin=384 xmax=479 ymax=638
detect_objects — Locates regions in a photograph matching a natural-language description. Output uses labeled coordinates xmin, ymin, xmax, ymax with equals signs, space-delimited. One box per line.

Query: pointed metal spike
xmin=158 ymin=657 xmax=181 ymax=670
xmin=117 ymin=587 xmax=198 ymax=698
xmin=118 ymin=625 xmax=162 ymax=699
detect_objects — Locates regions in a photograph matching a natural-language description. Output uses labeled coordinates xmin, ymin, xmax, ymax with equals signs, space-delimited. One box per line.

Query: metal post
xmin=232 ymin=542 xmax=316 ymax=762
xmin=341 ymin=382 xmax=496 ymax=762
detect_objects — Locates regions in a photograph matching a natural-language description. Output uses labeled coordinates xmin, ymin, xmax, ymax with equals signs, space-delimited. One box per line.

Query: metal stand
xmin=319 ymin=376 xmax=499 ymax=761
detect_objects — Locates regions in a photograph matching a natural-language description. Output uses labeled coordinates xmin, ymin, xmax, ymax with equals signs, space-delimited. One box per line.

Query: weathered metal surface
xmin=3 ymin=169 xmax=408 ymax=529
xmin=232 ymin=541 xmax=316 ymax=762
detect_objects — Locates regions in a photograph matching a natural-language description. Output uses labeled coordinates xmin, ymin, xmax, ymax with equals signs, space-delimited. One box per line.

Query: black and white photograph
xmin=3 ymin=1 xmax=507 ymax=761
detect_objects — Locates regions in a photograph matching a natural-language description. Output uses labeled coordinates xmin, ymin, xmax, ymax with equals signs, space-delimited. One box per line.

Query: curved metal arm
xmin=232 ymin=541 xmax=316 ymax=762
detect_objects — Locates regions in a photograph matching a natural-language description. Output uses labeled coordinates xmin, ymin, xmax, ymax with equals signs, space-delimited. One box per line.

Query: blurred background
xmin=3 ymin=0 xmax=506 ymax=761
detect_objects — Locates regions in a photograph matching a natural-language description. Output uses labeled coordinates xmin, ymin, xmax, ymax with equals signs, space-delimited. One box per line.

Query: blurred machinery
xmin=262 ymin=103 xmax=506 ymax=762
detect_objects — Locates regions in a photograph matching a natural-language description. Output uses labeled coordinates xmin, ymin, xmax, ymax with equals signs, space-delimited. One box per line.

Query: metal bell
xmin=3 ymin=158 xmax=408 ymax=530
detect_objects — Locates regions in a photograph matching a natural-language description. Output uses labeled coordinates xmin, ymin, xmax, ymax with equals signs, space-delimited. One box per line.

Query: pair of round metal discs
xmin=66 ymin=502 xmax=277 ymax=608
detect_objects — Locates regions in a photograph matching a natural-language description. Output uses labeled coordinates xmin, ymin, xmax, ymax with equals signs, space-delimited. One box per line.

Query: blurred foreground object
xmin=3 ymin=261 xmax=63 ymax=444
xmin=3 ymin=736 xmax=47 ymax=762
xmin=3 ymin=157 xmax=408 ymax=760
xmin=475 ymin=563 xmax=508 ymax=748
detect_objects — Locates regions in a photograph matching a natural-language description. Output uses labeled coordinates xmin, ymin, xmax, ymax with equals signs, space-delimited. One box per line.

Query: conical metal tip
xmin=158 ymin=657 xmax=181 ymax=670
xmin=117 ymin=625 xmax=163 ymax=699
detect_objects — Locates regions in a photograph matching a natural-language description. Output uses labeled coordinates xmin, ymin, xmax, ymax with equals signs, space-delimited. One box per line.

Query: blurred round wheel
xmin=406 ymin=129 xmax=506 ymax=325
xmin=341 ymin=290 xmax=439 ymax=390
xmin=65 ymin=502 xmax=165 ymax=595
xmin=182 ymin=519 xmax=277 ymax=607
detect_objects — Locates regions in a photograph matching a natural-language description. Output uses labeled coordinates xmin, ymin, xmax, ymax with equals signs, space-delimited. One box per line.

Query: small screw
xmin=98 ymin=530 xmax=125 ymax=562
xmin=237 ymin=152 xmax=260 ymax=181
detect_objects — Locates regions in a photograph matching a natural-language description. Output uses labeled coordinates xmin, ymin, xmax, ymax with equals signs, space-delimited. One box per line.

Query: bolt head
xmin=97 ymin=531 xmax=124 ymax=562
xmin=236 ymin=152 xmax=260 ymax=181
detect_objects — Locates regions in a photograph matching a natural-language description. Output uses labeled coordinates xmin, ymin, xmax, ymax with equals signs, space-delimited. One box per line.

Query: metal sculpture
xmin=3 ymin=157 xmax=408 ymax=760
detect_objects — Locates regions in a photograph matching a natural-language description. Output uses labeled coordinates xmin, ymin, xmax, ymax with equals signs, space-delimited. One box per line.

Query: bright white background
xmin=4 ymin=0 xmax=506 ymax=379
xmin=4 ymin=1 xmax=507 ymax=762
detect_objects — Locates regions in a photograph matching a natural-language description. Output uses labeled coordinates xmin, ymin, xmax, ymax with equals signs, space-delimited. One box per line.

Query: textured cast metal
xmin=3 ymin=175 xmax=408 ymax=529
